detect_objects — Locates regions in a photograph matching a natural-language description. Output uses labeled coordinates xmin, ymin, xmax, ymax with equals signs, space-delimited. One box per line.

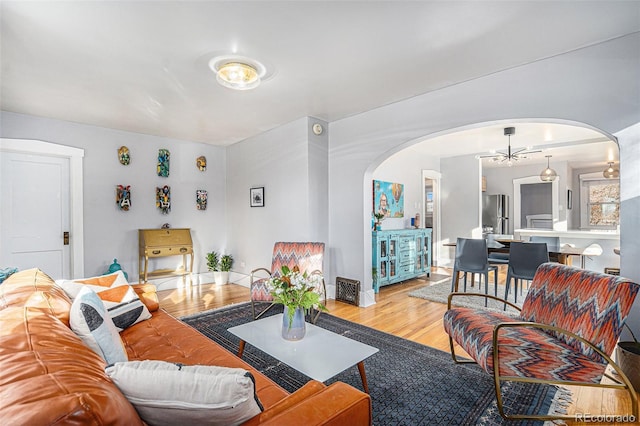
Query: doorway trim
xmin=513 ymin=175 xmax=561 ymax=231
xmin=0 ymin=138 xmax=85 ymax=278
xmin=422 ymin=170 xmax=441 ymax=265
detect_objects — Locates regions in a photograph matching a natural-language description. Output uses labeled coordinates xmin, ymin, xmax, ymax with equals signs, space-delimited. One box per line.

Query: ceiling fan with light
xmin=477 ymin=127 xmax=542 ymax=166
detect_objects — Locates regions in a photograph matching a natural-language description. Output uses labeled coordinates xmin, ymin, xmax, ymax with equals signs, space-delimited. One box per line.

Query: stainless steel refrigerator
xmin=482 ymin=194 xmax=509 ymax=235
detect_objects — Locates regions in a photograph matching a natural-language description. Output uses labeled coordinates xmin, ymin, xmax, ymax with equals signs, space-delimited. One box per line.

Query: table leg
xmin=357 ymin=361 xmax=370 ymax=394
xmin=238 ymin=340 xmax=246 ymax=358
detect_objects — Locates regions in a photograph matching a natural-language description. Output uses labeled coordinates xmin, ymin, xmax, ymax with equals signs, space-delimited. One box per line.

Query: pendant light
xmin=540 ymin=155 xmax=557 ymax=182
xmin=603 ymin=162 xmax=619 ymax=179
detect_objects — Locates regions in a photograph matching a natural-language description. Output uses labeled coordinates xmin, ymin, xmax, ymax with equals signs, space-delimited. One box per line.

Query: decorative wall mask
xmin=156 ymin=185 xmax=171 ymax=214
xmin=116 ymin=185 xmax=131 ymax=211
xmin=196 ymin=190 xmax=208 ymax=210
xmin=197 ymin=156 xmax=207 ymax=171
xmin=157 ymin=149 xmax=170 ymax=177
xmin=118 ymin=146 xmax=130 ymax=165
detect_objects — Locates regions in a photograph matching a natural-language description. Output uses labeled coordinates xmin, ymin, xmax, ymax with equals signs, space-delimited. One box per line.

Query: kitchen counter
xmin=514 ymin=228 xmax=619 ymax=272
xmin=514 ymin=229 xmax=620 ymax=240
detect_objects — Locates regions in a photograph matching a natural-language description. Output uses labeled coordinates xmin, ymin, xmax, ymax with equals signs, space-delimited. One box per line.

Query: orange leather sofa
xmin=0 ymin=269 xmax=372 ymax=425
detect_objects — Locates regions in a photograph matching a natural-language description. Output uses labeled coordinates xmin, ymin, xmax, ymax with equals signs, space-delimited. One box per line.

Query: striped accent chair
xmin=443 ymin=262 xmax=639 ymax=421
xmin=250 ymin=242 xmax=326 ymax=323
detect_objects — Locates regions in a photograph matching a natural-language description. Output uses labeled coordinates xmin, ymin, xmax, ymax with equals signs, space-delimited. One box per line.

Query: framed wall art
xmin=250 ymin=187 xmax=264 ymax=207
xmin=373 ymin=180 xmax=404 ymax=218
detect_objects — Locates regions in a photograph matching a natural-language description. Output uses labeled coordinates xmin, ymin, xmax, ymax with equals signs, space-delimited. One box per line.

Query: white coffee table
xmin=228 ymin=314 xmax=378 ymax=393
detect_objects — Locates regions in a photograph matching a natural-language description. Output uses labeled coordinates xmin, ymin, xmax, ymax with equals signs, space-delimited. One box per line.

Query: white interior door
xmin=1 ymin=152 xmax=71 ymax=279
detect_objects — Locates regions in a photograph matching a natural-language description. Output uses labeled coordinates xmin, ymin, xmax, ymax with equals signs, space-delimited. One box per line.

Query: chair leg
xmin=483 ymin=272 xmax=489 ymax=307
xmin=252 ymin=300 xmax=277 ymax=320
xmin=493 ymin=269 xmax=498 ymax=297
xmin=448 ymin=334 xmax=476 ymax=364
xmin=309 ymin=279 xmax=327 ymax=324
xmin=450 ymin=268 xmax=459 ymax=292
xmin=503 ymin=271 xmax=512 ymax=310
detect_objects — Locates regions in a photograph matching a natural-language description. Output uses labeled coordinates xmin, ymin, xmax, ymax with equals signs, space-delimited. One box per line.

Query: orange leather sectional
xmin=0 ymin=269 xmax=372 ymax=425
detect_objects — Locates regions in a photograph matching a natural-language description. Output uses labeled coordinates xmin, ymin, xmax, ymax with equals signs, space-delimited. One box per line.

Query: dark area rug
xmin=182 ymin=303 xmax=569 ymax=425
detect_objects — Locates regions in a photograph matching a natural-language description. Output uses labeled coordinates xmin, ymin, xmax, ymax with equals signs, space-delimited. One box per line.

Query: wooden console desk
xmin=138 ymin=228 xmax=193 ymax=282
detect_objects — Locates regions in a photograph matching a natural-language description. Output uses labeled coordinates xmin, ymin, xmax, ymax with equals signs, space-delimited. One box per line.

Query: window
xmin=579 ymin=173 xmax=619 ymax=229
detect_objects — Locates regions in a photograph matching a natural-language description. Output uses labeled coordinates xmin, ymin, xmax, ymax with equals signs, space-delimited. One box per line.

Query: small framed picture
xmin=250 ymin=187 xmax=265 ymax=207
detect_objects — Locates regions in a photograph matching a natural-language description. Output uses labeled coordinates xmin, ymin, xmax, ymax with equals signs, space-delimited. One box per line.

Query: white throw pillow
xmin=58 ymin=271 xmax=151 ymax=331
xmin=105 ymin=360 xmax=263 ymax=426
xmin=69 ymin=286 xmax=128 ymax=364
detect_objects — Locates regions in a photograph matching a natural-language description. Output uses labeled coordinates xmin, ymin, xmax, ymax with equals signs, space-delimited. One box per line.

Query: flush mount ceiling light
xmin=208 ymin=55 xmax=267 ymax=91
xmin=603 ymin=162 xmax=620 ymax=179
xmin=477 ymin=127 xmax=541 ymax=167
xmin=540 ymin=155 xmax=558 ymax=182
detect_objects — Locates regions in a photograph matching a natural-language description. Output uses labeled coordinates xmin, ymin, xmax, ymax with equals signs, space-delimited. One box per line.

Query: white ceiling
xmin=1 ymin=1 xmax=639 ymax=153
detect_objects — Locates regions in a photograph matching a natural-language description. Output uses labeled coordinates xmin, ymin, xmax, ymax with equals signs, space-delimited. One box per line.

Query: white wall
xmin=439 ymin=155 xmax=482 ymax=267
xmin=225 ymin=117 xmax=328 ymax=287
xmin=0 ymin=112 xmax=226 ymax=281
xmin=328 ymin=33 xmax=640 ymax=314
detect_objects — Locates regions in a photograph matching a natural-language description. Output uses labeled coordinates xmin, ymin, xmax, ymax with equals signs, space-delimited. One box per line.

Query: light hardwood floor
xmin=157 ymin=267 xmax=635 ymax=425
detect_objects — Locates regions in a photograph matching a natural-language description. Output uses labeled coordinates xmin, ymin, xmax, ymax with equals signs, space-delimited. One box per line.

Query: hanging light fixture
xmin=603 ymin=162 xmax=620 ymax=179
xmin=208 ymin=55 xmax=267 ymax=91
xmin=477 ymin=127 xmax=541 ymax=167
xmin=539 ymin=155 xmax=557 ymax=182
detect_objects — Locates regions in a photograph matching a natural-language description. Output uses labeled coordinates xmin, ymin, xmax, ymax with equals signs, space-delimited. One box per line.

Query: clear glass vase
xmin=282 ymin=306 xmax=306 ymax=341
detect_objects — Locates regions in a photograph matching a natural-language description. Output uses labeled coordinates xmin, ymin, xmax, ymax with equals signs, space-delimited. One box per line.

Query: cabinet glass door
xmin=380 ymin=240 xmax=387 ymax=258
xmin=423 ymin=235 xmax=431 ymax=272
xmin=416 ymin=236 xmax=423 ymax=270
xmin=389 ymin=239 xmax=396 ymax=257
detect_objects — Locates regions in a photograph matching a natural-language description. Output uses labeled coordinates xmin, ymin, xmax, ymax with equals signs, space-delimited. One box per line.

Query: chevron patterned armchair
xmin=250 ymin=242 xmax=326 ymax=323
xmin=443 ymin=262 xmax=639 ymax=421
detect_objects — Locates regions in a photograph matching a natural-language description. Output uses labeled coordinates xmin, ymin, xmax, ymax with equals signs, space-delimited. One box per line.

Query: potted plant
xmin=206 ymin=251 xmax=222 ymax=283
xmin=206 ymin=251 xmax=219 ymax=272
xmin=218 ymin=254 xmax=234 ymax=285
xmin=616 ymin=324 xmax=640 ymax=391
xmin=373 ymin=212 xmax=385 ymax=230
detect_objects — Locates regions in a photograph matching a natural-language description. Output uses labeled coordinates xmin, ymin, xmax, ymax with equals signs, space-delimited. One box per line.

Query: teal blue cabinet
xmin=372 ymin=229 xmax=432 ymax=293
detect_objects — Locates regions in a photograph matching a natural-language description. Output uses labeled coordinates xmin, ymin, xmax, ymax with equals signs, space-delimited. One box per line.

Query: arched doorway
xmin=364 ymin=120 xmax=619 ymax=300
